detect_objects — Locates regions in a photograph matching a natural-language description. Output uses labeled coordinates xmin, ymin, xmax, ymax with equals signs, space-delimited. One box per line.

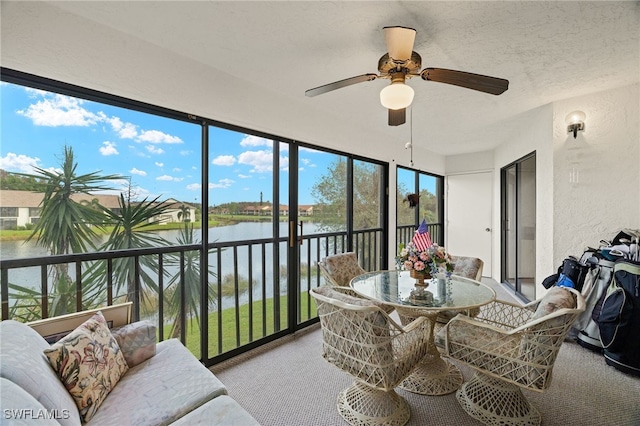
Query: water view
xmin=1 ymin=222 xmax=327 ymax=309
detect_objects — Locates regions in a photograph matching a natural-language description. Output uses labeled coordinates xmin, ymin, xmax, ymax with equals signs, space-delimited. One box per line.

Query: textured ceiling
xmin=45 ymin=1 xmax=640 ymax=156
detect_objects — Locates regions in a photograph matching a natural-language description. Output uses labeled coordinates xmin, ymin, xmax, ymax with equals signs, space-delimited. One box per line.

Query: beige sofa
xmin=0 ymin=318 xmax=259 ymax=425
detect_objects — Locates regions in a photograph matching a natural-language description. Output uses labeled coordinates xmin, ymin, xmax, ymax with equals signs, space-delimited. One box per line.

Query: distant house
xmin=298 ymin=205 xmax=314 ymax=216
xmin=144 ymin=198 xmax=196 ymax=224
xmin=0 ymin=191 xmax=196 ymax=229
xmin=0 ymin=190 xmax=120 ymax=230
xmin=243 ymin=205 xmax=261 ymax=216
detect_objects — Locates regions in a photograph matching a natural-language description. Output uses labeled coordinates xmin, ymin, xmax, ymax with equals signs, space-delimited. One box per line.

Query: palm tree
xmin=9 ymin=146 xmax=122 ymax=320
xmin=165 ymin=222 xmax=217 ymax=339
xmin=177 ymin=204 xmax=191 ymax=222
xmin=83 ymin=193 xmax=173 ymax=315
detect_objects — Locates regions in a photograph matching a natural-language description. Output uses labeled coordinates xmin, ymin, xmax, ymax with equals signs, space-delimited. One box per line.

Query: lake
xmin=0 ymin=222 xmax=328 ymax=308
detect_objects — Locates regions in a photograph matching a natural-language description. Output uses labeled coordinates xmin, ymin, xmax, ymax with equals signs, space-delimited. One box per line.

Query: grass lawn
xmin=163 ymin=291 xmax=318 ymax=358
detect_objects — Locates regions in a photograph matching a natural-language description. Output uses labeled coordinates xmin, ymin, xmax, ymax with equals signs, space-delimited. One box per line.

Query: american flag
xmin=412 ymin=219 xmax=433 ymax=251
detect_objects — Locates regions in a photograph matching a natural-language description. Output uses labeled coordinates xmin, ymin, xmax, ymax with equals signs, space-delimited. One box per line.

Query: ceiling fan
xmin=305 ymin=26 xmax=509 ymax=126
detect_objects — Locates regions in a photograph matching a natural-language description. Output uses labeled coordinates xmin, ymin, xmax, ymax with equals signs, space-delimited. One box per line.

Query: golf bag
xmin=543 ymin=255 xmax=590 ymax=292
xmin=598 ymin=259 xmax=640 ymax=377
xmin=573 ymin=254 xmax=615 ymax=351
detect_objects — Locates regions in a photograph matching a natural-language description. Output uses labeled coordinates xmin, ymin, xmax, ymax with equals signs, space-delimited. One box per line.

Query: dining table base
xmin=396 ymin=310 xmax=464 ymax=396
xmin=398 ymin=352 xmax=464 ymax=395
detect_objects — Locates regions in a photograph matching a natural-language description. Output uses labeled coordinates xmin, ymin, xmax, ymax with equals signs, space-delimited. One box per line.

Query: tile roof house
xmin=0 ymin=191 xmax=195 ymax=229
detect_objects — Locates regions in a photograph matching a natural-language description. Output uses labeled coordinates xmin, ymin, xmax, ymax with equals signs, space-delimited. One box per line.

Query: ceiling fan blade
xmin=305 ymin=74 xmax=378 ymax=97
xmin=421 ymin=68 xmax=509 ymax=95
xmin=383 ymin=26 xmax=416 ymax=61
xmin=388 ymin=108 xmax=406 ymax=126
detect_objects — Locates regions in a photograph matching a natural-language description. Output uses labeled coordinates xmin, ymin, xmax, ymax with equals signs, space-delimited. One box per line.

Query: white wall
xmin=448 ymin=85 xmax=640 ymax=300
xmin=552 ymin=84 xmax=640 ymax=266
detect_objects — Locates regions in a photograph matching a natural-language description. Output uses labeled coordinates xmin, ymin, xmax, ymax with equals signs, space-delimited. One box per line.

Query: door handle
xmin=289 ymin=221 xmax=295 ymax=247
xmin=299 ymin=221 xmax=304 ymax=246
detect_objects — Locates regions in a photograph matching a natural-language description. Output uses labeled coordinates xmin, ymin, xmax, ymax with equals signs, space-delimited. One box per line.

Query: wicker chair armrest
xmin=440 ymin=314 xmax=521 ymax=356
xmin=326 ymin=286 xmax=395 ymax=315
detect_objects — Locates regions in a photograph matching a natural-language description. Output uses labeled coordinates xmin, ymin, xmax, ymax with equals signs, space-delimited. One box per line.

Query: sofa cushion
xmin=43 ymin=312 xmax=129 ymax=423
xmin=111 ymin=321 xmax=156 ymax=367
xmin=0 ymin=320 xmax=81 ymax=426
xmin=171 ymin=395 xmax=260 ymax=426
xmin=0 ymin=378 xmax=62 ymax=425
xmin=88 ymin=339 xmax=228 ymax=426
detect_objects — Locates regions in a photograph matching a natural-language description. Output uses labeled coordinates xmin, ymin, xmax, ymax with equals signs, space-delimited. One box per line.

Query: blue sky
xmin=0 ymin=82 xmax=335 ymax=206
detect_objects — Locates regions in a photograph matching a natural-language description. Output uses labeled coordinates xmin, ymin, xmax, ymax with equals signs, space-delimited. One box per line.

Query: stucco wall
xmin=492 ymin=106 xmax=554 ymax=296
xmin=552 ymin=83 xmax=640 ymax=266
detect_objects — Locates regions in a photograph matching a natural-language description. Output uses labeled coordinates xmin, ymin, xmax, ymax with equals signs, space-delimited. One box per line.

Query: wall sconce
xmin=566 ymin=111 xmax=586 ymax=139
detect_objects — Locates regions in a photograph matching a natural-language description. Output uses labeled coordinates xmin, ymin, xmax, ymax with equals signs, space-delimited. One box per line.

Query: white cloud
xmin=300 ymin=158 xmax=310 ymax=166
xmin=156 ymin=175 xmax=183 ymax=182
xmin=209 ymin=178 xmax=234 ymax=189
xmin=172 ymin=167 xmax=181 ymax=172
xmin=186 ymin=183 xmax=201 ymax=191
xmin=237 ymin=150 xmax=274 ymax=173
xmin=137 ymin=129 xmax=182 ymax=144
xmin=0 ymin=152 xmax=40 ymax=173
xmin=146 ymin=145 xmax=165 ymax=155
xmin=180 ymin=150 xmax=192 ymax=156
xmin=106 ymin=115 xmax=138 ymax=138
xmin=117 ymin=122 xmax=138 ymax=139
xmin=212 ymin=155 xmax=236 ymax=166
xmin=130 ymin=167 xmax=147 ymax=176
xmin=99 ymin=141 xmax=119 ymax=156
xmin=155 ymin=162 xmax=164 ymax=167
xmin=17 ymin=94 xmax=101 ymax=127
xmin=240 ymin=135 xmax=273 ymax=148
xmin=238 ymin=174 xmax=252 ymax=179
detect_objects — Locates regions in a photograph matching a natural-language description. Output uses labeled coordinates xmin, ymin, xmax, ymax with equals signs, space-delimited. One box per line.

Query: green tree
xmin=310 ymin=159 xmax=384 ymax=231
xmin=310 ymin=158 xmax=347 ymax=231
xmin=177 ymin=204 xmax=191 ymax=222
xmin=165 ymin=222 xmax=217 ymax=339
xmin=9 ymin=146 xmax=122 ymax=320
xmin=83 ymin=192 xmax=172 ymax=313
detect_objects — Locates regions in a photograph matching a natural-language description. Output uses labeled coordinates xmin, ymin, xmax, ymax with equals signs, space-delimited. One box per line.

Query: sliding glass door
xmin=501 ymin=152 xmax=536 ymax=301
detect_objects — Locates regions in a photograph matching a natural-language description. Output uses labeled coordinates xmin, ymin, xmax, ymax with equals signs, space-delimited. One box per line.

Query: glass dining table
xmin=350 ymin=269 xmax=496 ymax=395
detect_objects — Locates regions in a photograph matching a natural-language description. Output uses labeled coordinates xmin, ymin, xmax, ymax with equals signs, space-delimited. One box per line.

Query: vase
xmin=410 ymin=269 xmax=431 ymax=286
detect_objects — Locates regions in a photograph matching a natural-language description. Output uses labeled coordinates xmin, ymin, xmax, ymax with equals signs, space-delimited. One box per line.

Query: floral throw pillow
xmin=43 ymin=311 xmax=129 ymax=423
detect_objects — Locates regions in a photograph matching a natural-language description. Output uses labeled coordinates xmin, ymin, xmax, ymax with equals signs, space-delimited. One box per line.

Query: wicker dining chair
xmin=435 ymin=286 xmax=585 ymax=426
xmin=318 ymin=252 xmax=367 ymax=287
xmin=318 ymin=252 xmax=394 ymax=314
xmin=310 ymin=286 xmax=431 ymax=426
xmin=436 ymin=256 xmax=484 ymax=324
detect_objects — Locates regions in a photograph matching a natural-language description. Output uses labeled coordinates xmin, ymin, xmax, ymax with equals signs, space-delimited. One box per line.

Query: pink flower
xmin=413 ymin=261 xmax=426 ymax=271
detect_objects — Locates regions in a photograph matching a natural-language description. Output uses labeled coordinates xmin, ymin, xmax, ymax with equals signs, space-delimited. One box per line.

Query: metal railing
xmin=0 ymin=227 xmax=384 ymax=365
xmin=396 ymin=223 xmax=444 ymax=250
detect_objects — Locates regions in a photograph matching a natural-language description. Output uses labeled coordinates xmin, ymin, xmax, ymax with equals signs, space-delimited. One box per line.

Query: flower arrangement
xmin=396 ymin=242 xmax=455 ymax=277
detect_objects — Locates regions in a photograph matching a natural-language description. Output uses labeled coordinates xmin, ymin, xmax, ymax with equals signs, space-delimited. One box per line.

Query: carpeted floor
xmin=212 ymin=279 xmax=640 ymax=426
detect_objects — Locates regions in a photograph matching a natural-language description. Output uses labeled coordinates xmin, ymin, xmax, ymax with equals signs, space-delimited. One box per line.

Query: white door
xmin=446 ymin=172 xmax=493 ymax=277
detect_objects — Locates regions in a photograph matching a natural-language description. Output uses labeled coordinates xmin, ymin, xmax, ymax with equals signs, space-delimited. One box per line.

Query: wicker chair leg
xmin=337 ymin=380 xmax=410 ymax=426
xmin=456 ymin=372 xmax=541 ymax=426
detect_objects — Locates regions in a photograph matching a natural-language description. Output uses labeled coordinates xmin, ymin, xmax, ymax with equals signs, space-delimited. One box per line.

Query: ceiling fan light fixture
xmin=380 ymin=82 xmax=414 ymax=110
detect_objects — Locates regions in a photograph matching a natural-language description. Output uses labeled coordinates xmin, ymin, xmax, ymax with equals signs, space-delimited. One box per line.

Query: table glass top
xmin=350 ymin=270 xmax=496 ymax=310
